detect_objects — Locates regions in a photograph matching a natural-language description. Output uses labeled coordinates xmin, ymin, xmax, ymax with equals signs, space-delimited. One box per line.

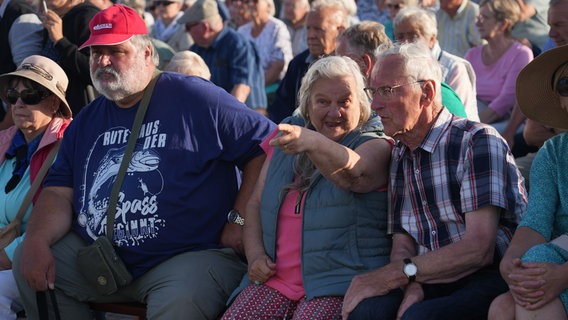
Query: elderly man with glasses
xmin=341 ymin=42 xmax=528 ymax=320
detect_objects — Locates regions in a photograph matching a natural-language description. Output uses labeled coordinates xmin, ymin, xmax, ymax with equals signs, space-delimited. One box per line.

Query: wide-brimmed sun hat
xmin=79 ymin=4 xmax=148 ymax=50
xmin=0 ymin=55 xmax=71 ymax=119
xmin=517 ymin=45 xmax=568 ymax=129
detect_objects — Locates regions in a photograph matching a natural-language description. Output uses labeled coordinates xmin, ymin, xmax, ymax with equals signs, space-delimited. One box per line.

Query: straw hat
xmin=517 ymin=45 xmax=568 ymax=129
xmin=0 ymin=55 xmax=72 ymax=119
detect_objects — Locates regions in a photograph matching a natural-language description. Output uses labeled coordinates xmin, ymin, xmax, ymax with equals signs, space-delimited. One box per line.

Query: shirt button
xmin=431 ymin=231 xmax=436 ymax=236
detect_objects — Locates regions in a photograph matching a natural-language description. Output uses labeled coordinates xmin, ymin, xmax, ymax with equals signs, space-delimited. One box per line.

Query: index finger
xmin=276 ymin=123 xmax=294 ymax=135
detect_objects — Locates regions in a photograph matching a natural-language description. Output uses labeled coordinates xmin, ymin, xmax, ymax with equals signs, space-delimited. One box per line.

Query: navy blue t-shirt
xmin=45 ymin=72 xmax=275 ymax=277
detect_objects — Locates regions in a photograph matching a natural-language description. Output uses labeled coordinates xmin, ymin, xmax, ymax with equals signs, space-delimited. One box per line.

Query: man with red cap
xmin=13 ymin=4 xmax=275 ymax=319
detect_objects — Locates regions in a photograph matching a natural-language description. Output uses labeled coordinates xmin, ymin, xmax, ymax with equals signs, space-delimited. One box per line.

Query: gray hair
xmin=130 ymin=34 xmax=160 ymax=67
xmin=289 ymin=55 xmax=370 ymax=194
xmin=165 ymin=51 xmax=211 ymax=79
xmin=375 ymin=41 xmax=442 ymax=104
xmin=264 ymin=0 xmax=277 ymax=16
xmin=393 ymin=6 xmax=437 ymax=40
xmin=298 ymin=55 xmax=371 ymax=128
xmin=340 ymin=20 xmax=393 ymax=58
xmin=310 ymin=0 xmax=350 ymax=28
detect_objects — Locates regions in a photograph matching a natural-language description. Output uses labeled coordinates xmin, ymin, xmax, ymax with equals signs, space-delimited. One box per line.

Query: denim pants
xmin=349 ymin=266 xmax=507 ymax=320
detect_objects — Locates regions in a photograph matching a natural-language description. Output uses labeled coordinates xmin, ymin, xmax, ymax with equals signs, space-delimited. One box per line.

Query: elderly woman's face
xmin=10 ymin=81 xmax=56 ymax=141
xmin=308 ymin=75 xmax=362 ymax=142
xmin=476 ymin=4 xmax=501 ymax=40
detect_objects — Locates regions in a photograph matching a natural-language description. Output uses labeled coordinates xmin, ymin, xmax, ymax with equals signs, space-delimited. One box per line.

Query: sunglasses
xmin=6 ymin=88 xmax=51 ymax=105
xmin=155 ymin=1 xmax=175 ymax=6
xmin=557 ymin=77 xmax=568 ymax=97
xmin=387 ymin=3 xmax=402 ymax=9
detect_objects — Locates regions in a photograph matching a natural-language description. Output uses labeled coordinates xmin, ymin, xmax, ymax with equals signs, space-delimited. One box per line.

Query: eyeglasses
xmin=155 ymin=1 xmax=175 ymax=6
xmin=387 ymin=3 xmax=402 ymax=9
xmin=364 ymin=80 xmax=425 ymax=100
xmin=557 ymin=77 xmax=568 ymax=97
xmin=5 ymin=88 xmax=51 ymax=105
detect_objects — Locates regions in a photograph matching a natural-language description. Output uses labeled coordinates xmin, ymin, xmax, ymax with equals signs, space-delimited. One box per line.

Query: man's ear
xmin=362 ymin=54 xmax=374 ymax=78
xmin=420 ymin=80 xmax=435 ymax=105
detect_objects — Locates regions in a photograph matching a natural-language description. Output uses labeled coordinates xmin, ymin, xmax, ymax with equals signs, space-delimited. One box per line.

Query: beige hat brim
xmin=0 ymin=69 xmax=72 ymax=119
xmin=517 ymin=45 xmax=568 ymax=129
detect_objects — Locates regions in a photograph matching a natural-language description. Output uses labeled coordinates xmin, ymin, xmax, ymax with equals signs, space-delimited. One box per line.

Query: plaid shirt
xmin=388 ymin=109 xmax=527 ymax=258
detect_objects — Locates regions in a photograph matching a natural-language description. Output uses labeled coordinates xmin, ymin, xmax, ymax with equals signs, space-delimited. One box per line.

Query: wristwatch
xmin=403 ymin=258 xmax=417 ymax=283
xmin=227 ymin=209 xmax=245 ymax=226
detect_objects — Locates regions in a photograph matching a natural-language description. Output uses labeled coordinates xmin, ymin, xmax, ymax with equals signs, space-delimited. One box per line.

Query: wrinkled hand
xmin=397 ymin=282 xmax=424 ymax=319
xmin=42 ymin=10 xmax=64 ymax=43
xmin=506 ymin=258 xmax=545 ymax=304
xmin=0 ymin=249 xmax=12 ymax=270
xmin=342 ymin=268 xmax=396 ymax=320
xmin=508 ymin=260 xmax=565 ymax=310
xmin=19 ymin=240 xmax=55 ymax=291
xmin=247 ymin=253 xmax=275 ymax=284
xmin=220 ymin=223 xmax=244 ymax=256
xmin=269 ymin=124 xmax=312 ymax=154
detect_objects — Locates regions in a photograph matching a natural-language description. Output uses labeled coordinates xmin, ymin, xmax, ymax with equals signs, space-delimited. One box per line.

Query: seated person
xmin=13 ymin=5 xmax=275 ymax=319
xmin=222 ymin=55 xmax=393 ymax=319
xmin=489 ymin=44 xmax=568 ymax=320
xmin=465 ymin=0 xmax=533 ymax=133
xmin=394 ymin=6 xmax=479 ymax=121
xmin=164 ymin=50 xmax=212 ymax=79
xmin=342 ymin=41 xmax=527 ymax=320
xmin=0 ymin=55 xmax=71 ymax=320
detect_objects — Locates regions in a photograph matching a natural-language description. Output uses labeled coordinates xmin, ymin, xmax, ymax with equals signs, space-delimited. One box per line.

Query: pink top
xmin=465 ymin=41 xmax=533 ymax=117
xmin=259 ymin=129 xmax=306 ymax=300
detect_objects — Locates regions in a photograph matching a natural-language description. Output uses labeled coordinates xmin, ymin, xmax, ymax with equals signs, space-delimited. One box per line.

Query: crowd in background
xmin=2 ymin=0 xmax=568 ymax=318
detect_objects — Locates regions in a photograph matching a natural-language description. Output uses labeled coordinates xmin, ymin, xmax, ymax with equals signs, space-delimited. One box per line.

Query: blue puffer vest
xmin=229 ymin=115 xmax=392 ymax=302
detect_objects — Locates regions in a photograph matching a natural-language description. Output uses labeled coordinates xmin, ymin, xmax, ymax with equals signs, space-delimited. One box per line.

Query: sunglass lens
xmin=5 ymin=89 xmax=46 ymax=105
xmin=21 ymin=90 xmax=43 ymax=104
xmin=557 ymin=77 xmax=568 ymax=97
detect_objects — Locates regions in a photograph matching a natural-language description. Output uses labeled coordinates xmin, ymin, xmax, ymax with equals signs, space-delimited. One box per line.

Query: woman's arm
xmin=269 ymin=123 xmax=392 ymax=193
xmin=242 ymin=158 xmax=276 ymax=282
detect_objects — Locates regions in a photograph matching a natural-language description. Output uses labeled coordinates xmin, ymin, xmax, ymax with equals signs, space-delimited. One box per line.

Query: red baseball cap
xmin=79 ymin=4 xmax=147 ymax=50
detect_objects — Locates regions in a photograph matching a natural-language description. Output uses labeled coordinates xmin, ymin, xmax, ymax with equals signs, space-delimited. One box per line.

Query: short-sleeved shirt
xmin=511 ymin=0 xmax=550 ymax=52
xmin=388 ymin=108 xmax=527 ymax=258
xmin=191 ymin=27 xmax=267 ymax=109
xmin=436 ymin=0 xmax=482 ymax=58
xmin=238 ymin=16 xmax=293 ymax=81
xmin=519 ymin=132 xmax=568 ymax=240
xmin=45 ymin=72 xmax=275 ymax=278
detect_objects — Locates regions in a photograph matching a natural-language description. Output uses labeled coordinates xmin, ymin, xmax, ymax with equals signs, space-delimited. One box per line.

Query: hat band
xmin=18 ymin=63 xmax=54 ymax=81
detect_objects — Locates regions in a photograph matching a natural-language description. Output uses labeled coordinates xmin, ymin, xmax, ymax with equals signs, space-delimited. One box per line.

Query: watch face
xmin=227 ymin=210 xmax=244 ymax=225
xmin=404 ymin=263 xmax=417 ymax=276
xmin=228 ymin=211 xmax=238 ymax=222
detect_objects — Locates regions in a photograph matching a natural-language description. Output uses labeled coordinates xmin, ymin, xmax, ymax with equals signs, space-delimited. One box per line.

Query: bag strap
xmin=13 ymin=139 xmax=62 ymax=225
xmin=105 ymin=71 xmax=162 ymax=241
xmin=36 ymin=290 xmax=61 ymax=320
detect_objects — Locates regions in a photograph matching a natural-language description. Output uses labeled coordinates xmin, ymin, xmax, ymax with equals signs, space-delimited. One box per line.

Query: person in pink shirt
xmin=465 ymin=0 xmax=533 ymax=133
xmin=222 ymin=55 xmax=393 ymax=319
